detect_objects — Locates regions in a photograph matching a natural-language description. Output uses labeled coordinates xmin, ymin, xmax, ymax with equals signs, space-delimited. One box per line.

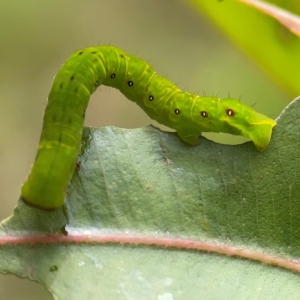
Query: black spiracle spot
xmin=95 ymin=81 xmax=99 ymax=86
xmin=200 ymin=111 xmax=208 ymax=118
xmin=149 ymin=95 xmax=154 ymax=101
xmin=91 ymin=51 xmax=96 ymax=54
xmin=175 ymin=109 xmax=180 ymax=114
xmin=128 ymin=81 xmax=134 ymax=87
xmin=110 ymin=74 xmax=116 ymax=79
xmin=70 ymin=76 xmax=75 ymax=81
xmin=60 ymin=83 xmax=63 ymax=89
xmin=78 ymin=51 xmax=84 ymax=55
xmin=226 ymin=108 xmax=235 ymax=116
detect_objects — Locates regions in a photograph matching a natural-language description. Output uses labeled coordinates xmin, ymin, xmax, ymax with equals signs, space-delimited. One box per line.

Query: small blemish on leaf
xmin=50 ymin=265 xmax=58 ymax=272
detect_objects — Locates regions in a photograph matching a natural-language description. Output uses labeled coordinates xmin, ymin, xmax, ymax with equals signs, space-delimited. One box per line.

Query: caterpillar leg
xmin=177 ymin=132 xmax=201 ymax=146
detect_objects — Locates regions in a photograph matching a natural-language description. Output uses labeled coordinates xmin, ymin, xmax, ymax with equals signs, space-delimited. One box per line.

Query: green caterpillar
xmin=21 ymin=46 xmax=276 ymax=210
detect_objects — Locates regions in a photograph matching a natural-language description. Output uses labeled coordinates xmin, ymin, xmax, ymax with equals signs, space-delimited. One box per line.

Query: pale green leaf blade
xmin=239 ymin=0 xmax=300 ymax=37
xmin=186 ymin=0 xmax=300 ymax=96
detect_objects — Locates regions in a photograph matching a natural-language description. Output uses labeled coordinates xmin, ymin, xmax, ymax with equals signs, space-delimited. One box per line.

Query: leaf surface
xmin=1 ymin=97 xmax=300 ymax=300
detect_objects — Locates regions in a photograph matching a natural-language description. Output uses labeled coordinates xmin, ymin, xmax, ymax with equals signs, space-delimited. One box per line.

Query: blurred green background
xmin=0 ymin=0 xmax=289 ymax=299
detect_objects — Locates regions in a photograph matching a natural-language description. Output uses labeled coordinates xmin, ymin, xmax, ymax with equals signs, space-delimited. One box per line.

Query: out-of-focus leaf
xmin=239 ymin=0 xmax=300 ymax=37
xmin=186 ymin=0 xmax=300 ymax=97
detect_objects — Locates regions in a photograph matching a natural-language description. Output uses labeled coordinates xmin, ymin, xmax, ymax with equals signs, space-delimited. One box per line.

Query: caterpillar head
xmin=176 ymin=97 xmax=276 ymax=151
xmin=218 ymin=99 xmax=277 ymax=151
xmin=241 ymin=111 xmax=277 ymax=151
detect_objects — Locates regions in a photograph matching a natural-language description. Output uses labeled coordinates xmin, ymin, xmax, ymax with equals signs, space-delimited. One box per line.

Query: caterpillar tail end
xmin=20 ymin=194 xmax=60 ymax=211
xmin=21 ymin=179 xmax=65 ymax=210
xmin=20 ymin=145 xmax=78 ymax=210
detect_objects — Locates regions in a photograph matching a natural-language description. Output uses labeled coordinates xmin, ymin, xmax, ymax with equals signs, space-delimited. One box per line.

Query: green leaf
xmin=186 ymin=0 xmax=300 ymax=97
xmin=1 ymin=97 xmax=300 ymax=299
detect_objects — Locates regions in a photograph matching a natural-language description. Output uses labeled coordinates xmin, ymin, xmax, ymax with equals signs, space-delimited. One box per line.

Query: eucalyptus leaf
xmin=1 ymin=97 xmax=300 ymax=300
